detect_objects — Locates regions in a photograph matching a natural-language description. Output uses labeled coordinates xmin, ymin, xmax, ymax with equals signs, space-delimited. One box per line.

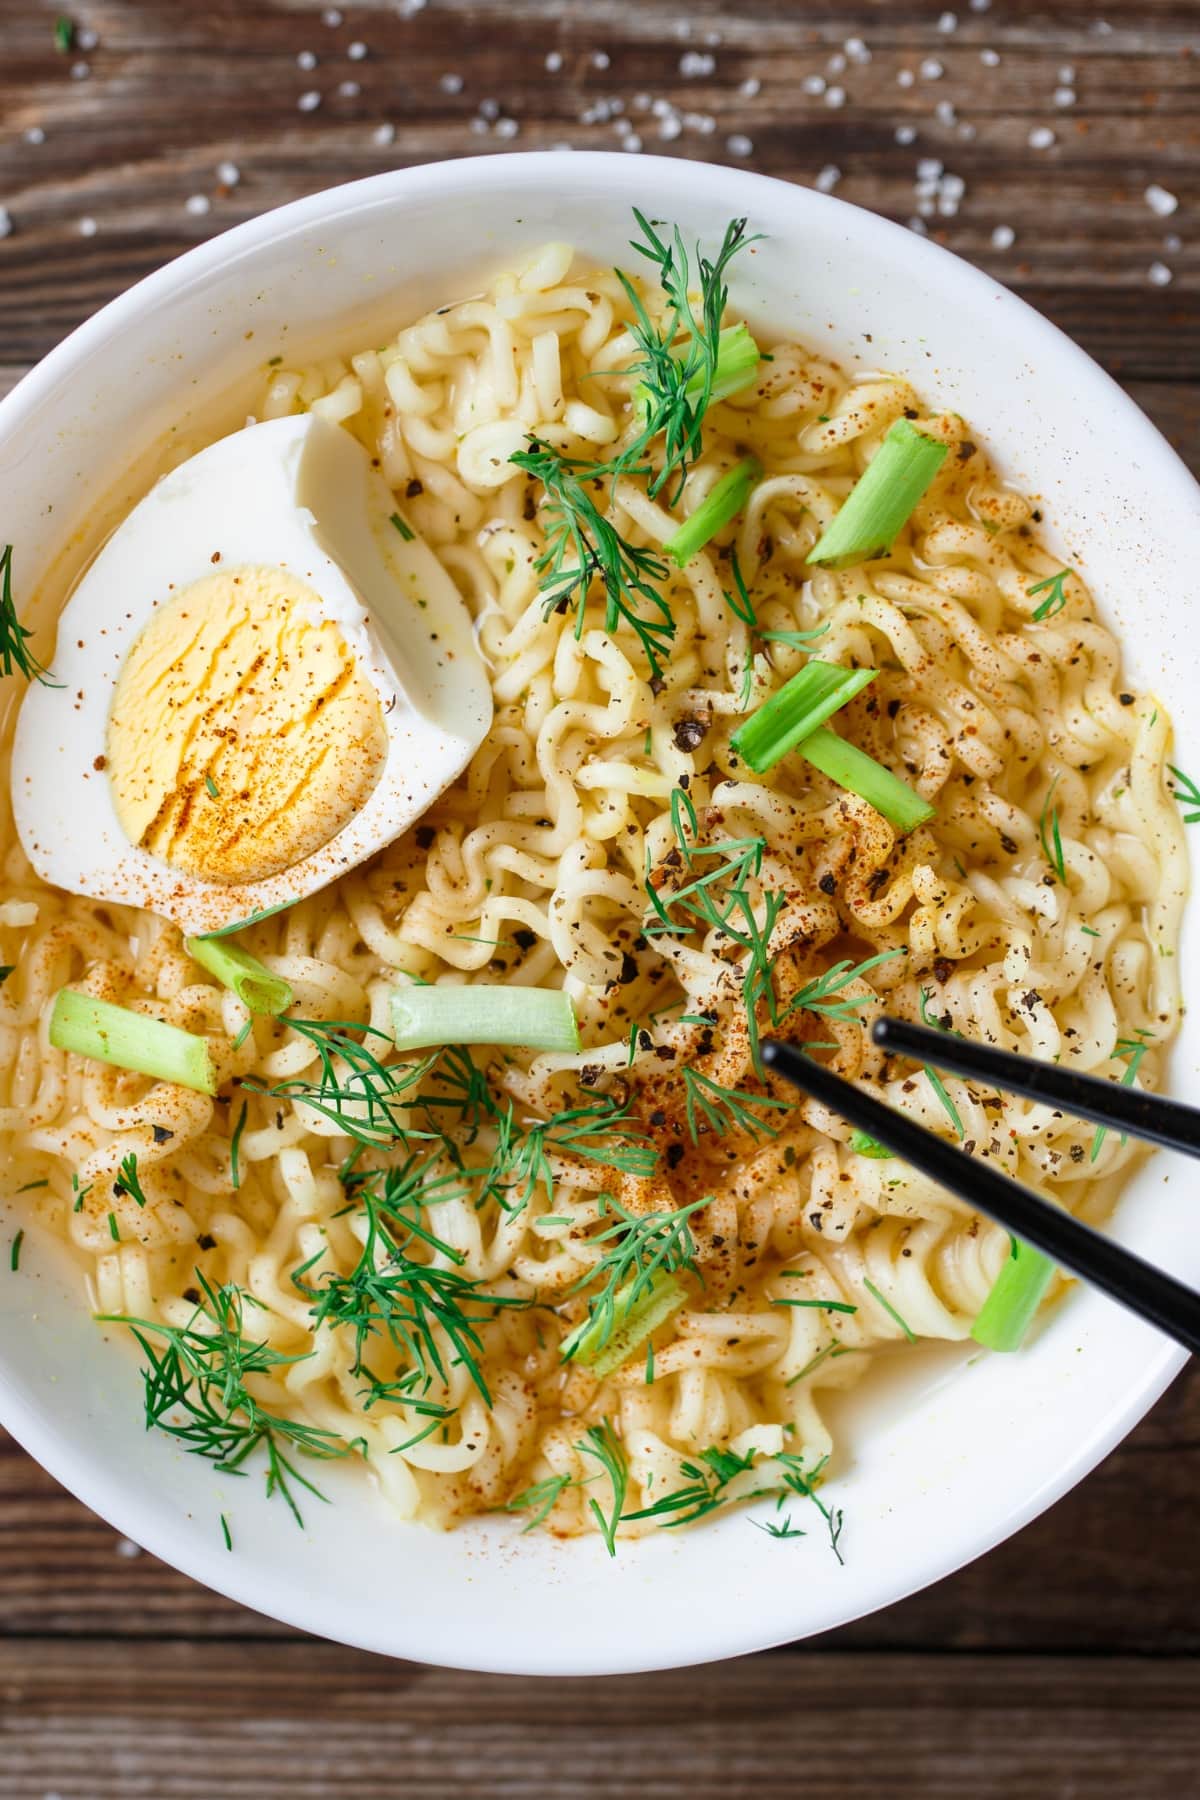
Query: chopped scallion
xmin=662 ymin=455 xmax=762 ymax=568
xmin=561 ymin=1269 xmax=686 ymax=1379
xmin=731 ymin=660 xmax=877 ymax=774
xmin=185 ymin=934 xmax=294 ymax=1016
xmin=971 ymin=1237 xmax=1056 ymax=1351
xmin=389 ymin=511 xmax=415 ymax=541
xmin=49 ymin=990 xmax=219 ymax=1096
xmin=797 ymin=726 xmax=935 ymax=834
xmin=390 ymin=985 xmax=581 ymax=1055
xmin=807 ymin=419 xmax=948 ymax=569
xmin=849 ymin=1129 xmax=893 ymax=1159
xmin=633 ymin=321 xmax=760 ymax=418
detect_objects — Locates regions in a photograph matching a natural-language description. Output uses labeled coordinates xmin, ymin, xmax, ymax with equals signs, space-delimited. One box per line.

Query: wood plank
xmin=1 ymin=1360 xmax=1196 ymax=1648
xmin=0 ymin=0 xmax=1195 ymax=375
xmin=0 ymin=1641 xmax=1196 ymax=1799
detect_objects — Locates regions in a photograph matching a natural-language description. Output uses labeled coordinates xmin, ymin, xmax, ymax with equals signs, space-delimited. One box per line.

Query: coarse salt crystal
xmin=938 ymin=11 xmax=958 ymax=30
xmin=825 ymin=86 xmax=846 ymax=107
xmin=1058 ymin=65 xmax=1076 ymax=83
xmin=470 ymin=116 xmax=490 ymax=134
xmin=897 ymin=69 xmax=915 ymax=88
xmin=739 ymin=77 xmax=761 ymax=98
xmin=339 ymin=80 xmax=361 ymax=97
xmin=23 ymin=125 xmax=45 ymax=145
xmin=680 ymin=51 xmax=715 ymax=77
xmin=79 ymin=215 xmax=97 ymax=237
xmin=592 ymin=51 xmax=611 ymax=70
xmin=1164 ymin=233 xmax=1183 ymax=253
xmin=704 ymin=29 xmax=722 ymax=45
xmin=298 ymin=90 xmax=321 ymax=112
xmin=494 ymin=117 xmax=520 ymax=138
xmin=623 ymin=133 xmax=643 ymax=153
xmin=684 ymin=111 xmax=716 ymax=134
xmin=480 ymin=97 xmax=500 ymax=119
xmin=1148 ymin=261 xmax=1173 ymax=286
xmin=936 ymin=100 xmax=957 ymax=124
xmin=827 ymin=52 xmax=847 ymax=75
xmin=1028 ymin=126 xmax=1056 ymax=149
xmin=0 ymin=206 xmax=12 ymax=239
xmin=632 ymin=92 xmax=652 ymax=110
xmin=115 ymin=1538 xmax=141 ymax=1560
xmin=917 ymin=157 xmax=944 ymax=180
xmin=802 ymin=74 xmax=826 ymax=95
xmin=726 ymin=134 xmax=754 ymax=157
xmin=70 ymin=60 xmax=89 ymax=80
xmin=1145 ymin=184 xmax=1178 ymax=218
xmin=991 ymin=224 xmax=1015 ymax=249
xmin=373 ymin=122 xmax=395 ymax=145
xmin=397 ymin=0 xmax=427 ymax=16
xmin=297 ymin=50 xmax=317 ymax=70
xmin=920 ymin=58 xmax=944 ymax=80
xmin=958 ymin=121 xmax=977 ymax=140
xmin=1054 ymin=87 xmax=1075 ymax=107
xmin=815 ymin=165 xmax=841 ymax=192
xmin=658 ymin=114 xmax=683 ymax=140
xmin=76 ymin=26 xmax=98 ymax=50
xmin=185 ymin=193 xmax=211 ymax=216
xmin=545 ymin=51 xmax=563 ymax=73
xmin=844 ymin=36 xmax=871 ymax=62
xmin=321 ymin=7 xmax=343 ymax=25
xmin=216 ymin=160 xmax=240 ymax=186
xmin=969 ymin=0 xmax=991 ymax=10
xmin=348 ymin=41 xmax=367 ymax=60
xmin=440 ymin=72 xmax=464 ymax=93
xmin=980 ymin=48 xmax=1000 ymax=67
xmin=895 ymin=125 xmax=917 ymax=145
xmin=908 ymin=216 xmax=929 ymax=235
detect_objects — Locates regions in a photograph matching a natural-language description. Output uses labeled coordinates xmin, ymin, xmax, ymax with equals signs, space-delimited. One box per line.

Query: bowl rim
xmin=0 ymin=150 xmax=1193 ymax=1674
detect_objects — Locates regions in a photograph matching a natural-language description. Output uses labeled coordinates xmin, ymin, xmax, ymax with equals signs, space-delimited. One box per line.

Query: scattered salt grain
xmin=1164 ymin=232 xmax=1183 ymax=253
xmin=1090 ymin=19 xmax=1112 ymax=35
xmin=908 ymin=216 xmax=928 ymax=235
xmin=23 ymin=126 xmax=46 ymax=145
xmin=338 ymin=79 xmax=361 ymax=97
xmin=591 ymin=51 xmax=611 ymax=70
xmin=76 ymin=26 xmax=98 ymax=50
xmin=917 ymin=157 xmax=944 ymax=181
xmin=623 ymin=134 xmax=643 ymax=153
xmin=845 ymin=36 xmax=870 ymax=62
xmin=938 ymin=11 xmax=958 ymax=30
xmin=78 ymin=215 xmax=96 ymax=237
xmin=297 ymin=50 xmax=317 ymax=71
xmin=704 ymin=29 xmax=722 ymax=46
xmin=896 ymin=69 xmax=915 ymax=88
xmin=680 ymin=51 xmax=715 ymax=78
xmin=347 ymin=41 xmax=367 ymax=61
xmin=298 ymin=90 xmax=321 ymax=112
xmin=815 ymin=165 xmax=841 ymax=193
xmin=439 ymin=72 xmax=464 ymax=93
xmin=920 ymin=59 xmax=944 ymax=80
xmin=470 ymin=117 xmax=490 ymax=135
xmin=116 ymin=1538 xmax=142 ymax=1559
xmin=895 ymin=125 xmax=917 ymax=145
xmin=632 ymin=92 xmax=652 ymax=110
xmin=479 ymin=97 xmax=500 ymax=119
xmin=373 ymin=122 xmax=395 ymax=146
xmin=216 ymin=160 xmax=240 ymax=187
xmin=494 ymin=117 xmax=520 ymax=138
xmin=825 ymin=86 xmax=846 ymax=108
xmin=958 ymin=121 xmax=977 ymax=140
xmin=658 ymin=114 xmax=683 ymax=141
xmin=1028 ymin=126 xmax=1056 ymax=149
xmin=1145 ymin=184 xmax=1179 ymax=218
xmin=935 ymin=100 xmax=957 ymax=125
xmin=827 ymin=52 xmax=847 ymax=75
xmin=397 ymin=0 xmax=427 ymax=16
xmin=980 ymin=48 xmax=1000 ymax=67
xmin=0 ymin=206 xmax=12 ymax=240
xmin=726 ymin=134 xmax=754 ymax=158
xmin=969 ymin=0 xmax=991 ymax=10
xmin=1054 ymin=88 xmax=1075 ymax=108
xmin=739 ymin=77 xmax=761 ymax=98
xmin=683 ymin=111 xmax=716 ymax=134
xmin=1148 ymin=261 xmax=1173 ymax=287
xmin=185 ymin=193 xmax=211 ymax=216
xmin=321 ymin=7 xmax=343 ymax=24
xmin=70 ymin=60 xmax=89 ymax=80
xmin=991 ymin=223 xmax=1015 ymax=249
xmin=1058 ymin=65 xmax=1076 ymax=84
xmin=802 ymin=74 xmax=826 ymax=96
xmin=545 ymin=51 xmax=563 ymax=73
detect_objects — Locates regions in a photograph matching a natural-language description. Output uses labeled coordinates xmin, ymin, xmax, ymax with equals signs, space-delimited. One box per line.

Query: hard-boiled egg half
xmin=14 ymin=415 xmax=493 ymax=936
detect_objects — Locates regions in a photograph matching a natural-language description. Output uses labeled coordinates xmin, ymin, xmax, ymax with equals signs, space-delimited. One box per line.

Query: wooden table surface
xmin=1 ymin=2 xmax=1197 ymax=1794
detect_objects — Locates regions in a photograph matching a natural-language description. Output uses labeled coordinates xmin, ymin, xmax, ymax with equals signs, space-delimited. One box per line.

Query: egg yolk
xmin=106 ymin=565 xmax=388 ymax=885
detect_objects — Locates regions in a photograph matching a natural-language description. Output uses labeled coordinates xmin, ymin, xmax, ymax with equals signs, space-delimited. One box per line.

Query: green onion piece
xmin=731 ymin=660 xmax=877 ymax=774
xmin=634 ymin=322 xmax=761 ymax=417
xmin=971 ymin=1237 xmax=1056 ymax=1352
xmin=49 ymin=990 xmax=219 ymax=1096
xmin=390 ymin=985 xmax=581 ymax=1054
xmin=807 ymin=419 xmax=949 ymax=569
xmin=849 ymin=1129 xmax=893 ymax=1159
xmin=389 ymin=511 xmax=415 ymax=542
xmin=560 ymin=1270 xmax=686 ymax=1379
xmin=798 ymin=726 xmax=935 ymax=834
xmin=185 ymin=934 xmax=294 ymax=1016
xmin=662 ymin=455 xmax=762 ymax=568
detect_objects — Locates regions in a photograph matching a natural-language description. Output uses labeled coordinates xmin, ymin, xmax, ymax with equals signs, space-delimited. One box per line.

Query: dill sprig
xmin=0 ymin=544 xmax=58 ymax=685
xmin=1028 ymin=568 xmax=1073 ymax=622
xmin=1090 ymin=1028 xmax=1154 ymax=1161
xmin=774 ymin=1451 xmax=845 ymax=1562
xmin=785 ymin=947 xmax=906 ymax=1023
xmin=113 ymin=1151 xmax=148 ymax=1209
xmin=246 ymin=1017 xmax=430 ymax=1145
xmin=916 ymin=985 xmax=966 ymax=1139
xmin=577 ymin=1418 xmax=628 ymax=1556
xmin=623 ymin=1444 xmax=759 ymax=1528
xmin=510 ymin=440 xmax=676 ymax=681
xmin=101 ymin=1273 xmax=355 ymax=1526
xmin=682 ymin=1067 xmax=790 ymax=1142
xmin=616 ymin=210 xmax=756 ymax=502
xmin=566 ymin=1191 xmax=708 ymax=1356
xmin=505 ymin=1471 xmax=574 ymax=1532
xmin=1167 ymin=764 xmax=1200 ymax=824
xmin=1038 ymin=774 xmax=1067 ymax=881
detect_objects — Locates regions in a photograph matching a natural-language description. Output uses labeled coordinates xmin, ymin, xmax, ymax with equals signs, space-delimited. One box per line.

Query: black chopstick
xmin=871 ymin=1016 xmax=1200 ymax=1160
xmin=760 ymin=1038 xmax=1200 ymax=1358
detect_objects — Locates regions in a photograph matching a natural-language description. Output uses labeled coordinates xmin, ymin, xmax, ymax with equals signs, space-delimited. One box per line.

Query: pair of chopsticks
xmin=762 ymin=1019 xmax=1200 ymax=1357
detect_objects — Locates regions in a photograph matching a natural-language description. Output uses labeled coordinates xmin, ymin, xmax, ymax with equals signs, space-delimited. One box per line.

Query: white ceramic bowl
xmin=1 ymin=154 xmax=1196 ymax=1675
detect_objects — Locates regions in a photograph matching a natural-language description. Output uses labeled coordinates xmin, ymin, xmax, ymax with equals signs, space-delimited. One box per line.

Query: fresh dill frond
xmin=247 ymin=1017 xmax=428 ymax=1145
xmin=510 ymin=440 xmax=676 ymax=681
xmin=862 ymin=1276 xmax=917 ymax=1342
xmin=577 ymin=1418 xmax=628 ymax=1556
xmin=566 ymin=1191 xmax=708 ymax=1358
xmin=785 ymin=948 xmax=906 ymax=1023
xmin=623 ymin=1443 xmax=759 ymax=1528
xmin=773 ymin=1451 xmax=845 ymax=1562
xmin=1028 ymin=568 xmax=1073 ymax=622
xmin=914 ymin=985 xmax=966 ymax=1139
xmin=101 ymin=1273 xmax=355 ymax=1526
xmin=113 ymin=1151 xmax=148 ymax=1209
xmin=1167 ymin=764 xmax=1200 ymax=824
xmin=1090 ymin=1028 xmax=1154 ymax=1161
xmin=682 ymin=1067 xmax=790 ymax=1142
xmin=504 ymin=1471 xmax=574 ymax=1532
xmin=229 ymin=1099 xmax=249 ymax=1190
xmin=1038 ymin=774 xmax=1067 ymax=881
xmin=0 ymin=544 xmax=58 ymax=685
